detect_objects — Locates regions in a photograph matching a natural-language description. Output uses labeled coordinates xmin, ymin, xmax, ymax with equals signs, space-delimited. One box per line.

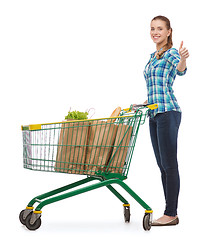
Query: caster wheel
xmin=25 ymin=212 xmax=42 ymax=231
xmin=124 ymin=205 xmax=130 ymax=223
xmin=19 ymin=209 xmax=32 ymax=225
xmin=143 ymin=213 xmax=151 ymax=231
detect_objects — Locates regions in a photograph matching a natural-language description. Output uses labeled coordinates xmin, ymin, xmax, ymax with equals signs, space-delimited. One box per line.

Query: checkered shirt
xmin=144 ymin=48 xmax=187 ymax=117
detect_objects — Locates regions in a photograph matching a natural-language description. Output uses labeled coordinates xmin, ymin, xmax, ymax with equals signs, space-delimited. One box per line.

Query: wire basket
xmin=22 ymin=111 xmax=144 ymax=179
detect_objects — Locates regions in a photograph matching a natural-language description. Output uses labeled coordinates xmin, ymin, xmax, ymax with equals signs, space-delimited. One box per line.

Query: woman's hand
xmin=177 ymin=41 xmax=189 ymax=72
xmin=179 ymin=41 xmax=189 ymax=61
xmin=132 ymin=100 xmax=147 ymax=110
xmin=132 ymin=104 xmax=137 ymax=110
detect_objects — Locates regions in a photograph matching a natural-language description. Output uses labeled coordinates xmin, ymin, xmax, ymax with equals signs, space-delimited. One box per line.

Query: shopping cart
xmin=19 ymin=104 xmax=158 ymax=231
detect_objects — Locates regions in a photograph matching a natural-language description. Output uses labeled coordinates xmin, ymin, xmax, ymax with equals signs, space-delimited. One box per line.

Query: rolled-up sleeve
xmin=176 ymin=67 xmax=187 ymax=76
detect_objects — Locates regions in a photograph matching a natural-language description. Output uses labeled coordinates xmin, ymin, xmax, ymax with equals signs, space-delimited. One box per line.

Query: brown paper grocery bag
xmin=55 ymin=120 xmax=88 ymax=174
xmin=85 ymin=120 xmax=118 ymax=175
xmin=107 ymin=124 xmax=133 ymax=174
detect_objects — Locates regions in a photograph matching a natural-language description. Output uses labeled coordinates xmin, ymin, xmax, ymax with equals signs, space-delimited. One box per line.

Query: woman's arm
xmin=177 ymin=41 xmax=189 ymax=72
xmin=177 ymin=59 xmax=187 ymax=72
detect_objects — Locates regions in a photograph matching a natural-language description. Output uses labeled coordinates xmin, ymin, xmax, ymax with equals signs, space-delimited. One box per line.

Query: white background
xmin=0 ymin=0 xmax=214 ymax=239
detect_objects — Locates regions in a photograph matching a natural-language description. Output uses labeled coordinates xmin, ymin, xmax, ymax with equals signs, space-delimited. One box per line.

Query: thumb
xmin=179 ymin=41 xmax=183 ymax=50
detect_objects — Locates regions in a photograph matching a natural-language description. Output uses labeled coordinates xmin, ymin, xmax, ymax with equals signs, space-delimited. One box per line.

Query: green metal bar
xmin=116 ymin=180 xmax=151 ymax=210
xmin=105 ymin=185 xmax=129 ymax=204
xmin=33 ymin=178 xmax=151 ymax=211
xmin=27 ymin=177 xmax=96 ymax=207
xmin=94 ymin=176 xmax=129 ymax=204
xmin=34 ymin=179 xmax=117 ymax=211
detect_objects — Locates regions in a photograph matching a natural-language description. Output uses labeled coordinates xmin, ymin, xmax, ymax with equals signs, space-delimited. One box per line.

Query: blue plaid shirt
xmin=144 ymin=48 xmax=187 ymax=117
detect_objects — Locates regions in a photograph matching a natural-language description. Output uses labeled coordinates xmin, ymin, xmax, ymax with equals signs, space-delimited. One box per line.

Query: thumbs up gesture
xmin=179 ymin=41 xmax=189 ymax=61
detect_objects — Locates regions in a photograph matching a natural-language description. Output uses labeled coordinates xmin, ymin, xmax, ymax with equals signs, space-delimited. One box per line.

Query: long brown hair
xmin=151 ymin=15 xmax=173 ymax=59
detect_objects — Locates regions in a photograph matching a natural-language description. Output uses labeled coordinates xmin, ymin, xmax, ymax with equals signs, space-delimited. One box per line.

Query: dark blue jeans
xmin=149 ymin=111 xmax=181 ymax=216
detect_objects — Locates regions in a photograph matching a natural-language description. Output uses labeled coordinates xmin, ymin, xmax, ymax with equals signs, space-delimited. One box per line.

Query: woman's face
xmin=150 ymin=19 xmax=171 ymax=47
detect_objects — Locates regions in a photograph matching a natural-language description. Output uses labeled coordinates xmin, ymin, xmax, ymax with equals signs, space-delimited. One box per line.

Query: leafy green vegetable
xmin=65 ymin=110 xmax=88 ymax=120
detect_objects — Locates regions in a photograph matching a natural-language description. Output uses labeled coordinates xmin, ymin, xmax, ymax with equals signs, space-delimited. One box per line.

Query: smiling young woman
xmin=143 ymin=15 xmax=189 ymax=226
xmin=150 ymin=16 xmax=189 ymax=71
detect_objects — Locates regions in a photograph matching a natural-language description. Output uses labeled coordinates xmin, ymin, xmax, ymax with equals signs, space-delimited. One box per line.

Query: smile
xmin=153 ymin=36 xmax=160 ymax=39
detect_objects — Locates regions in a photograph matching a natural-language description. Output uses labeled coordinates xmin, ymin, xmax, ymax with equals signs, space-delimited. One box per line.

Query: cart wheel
xmin=124 ymin=205 xmax=130 ymax=223
xmin=19 ymin=209 xmax=32 ymax=225
xmin=25 ymin=212 xmax=42 ymax=231
xmin=143 ymin=213 xmax=151 ymax=231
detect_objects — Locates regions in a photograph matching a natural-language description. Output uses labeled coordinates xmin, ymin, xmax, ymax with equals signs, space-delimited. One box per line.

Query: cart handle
xmin=123 ymin=103 xmax=158 ymax=113
xmin=133 ymin=103 xmax=158 ymax=110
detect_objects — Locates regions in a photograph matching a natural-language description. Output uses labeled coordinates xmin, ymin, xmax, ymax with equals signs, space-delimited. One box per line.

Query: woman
xmin=143 ymin=16 xmax=189 ymax=226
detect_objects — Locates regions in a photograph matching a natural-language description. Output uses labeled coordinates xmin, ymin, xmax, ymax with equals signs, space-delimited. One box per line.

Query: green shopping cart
xmin=19 ymin=104 xmax=158 ymax=231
